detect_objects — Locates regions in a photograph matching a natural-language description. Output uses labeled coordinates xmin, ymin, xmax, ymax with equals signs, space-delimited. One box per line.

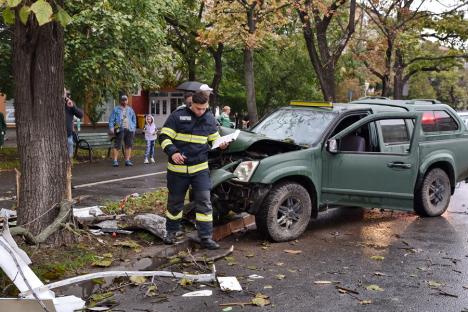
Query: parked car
xmin=208 ymin=98 xmax=468 ymax=242
xmin=458 ymin=111 xmax=468 ymax=127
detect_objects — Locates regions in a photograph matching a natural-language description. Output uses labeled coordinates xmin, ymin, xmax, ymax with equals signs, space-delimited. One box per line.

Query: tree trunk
xmin=393 ymin=49 xmax=405 ymax=99
xmin=244 ymin=47 xmax=258 ymax=123
xmin=381 ymin=37 xmax=394 ymax=97
xmin=187 ymin=57 xmax=197 ymax=81
xmin=210 ymin=43 xmax=224 ymax=108
xmin=13 ymin=11 xmax=69 ymax=238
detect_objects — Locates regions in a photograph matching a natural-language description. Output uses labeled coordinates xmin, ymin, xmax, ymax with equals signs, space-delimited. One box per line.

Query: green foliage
xmin=64 ymin=0 xmax=170 ymax=112
xmin=87 ymin=103 xmax=106 ymax=127
xmin=211 ymin=35 xmax=322 ymax=116
xmin=409 ymin=68 xmax=468 ymax=110
xmin=0 ymin=22 xmax=12 ymax=95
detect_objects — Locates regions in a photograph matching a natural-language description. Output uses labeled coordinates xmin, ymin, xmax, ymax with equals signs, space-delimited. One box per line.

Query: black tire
xmin=414 ymin=168 xmax=451 ymax=217
xmin=255 ymin=182 xmax=312 ymax=242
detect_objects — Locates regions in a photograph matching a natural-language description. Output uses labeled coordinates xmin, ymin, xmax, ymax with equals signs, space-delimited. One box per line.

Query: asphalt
xmin=2 ymin=131 xmax=468 ymax=311
xmin=107 ymin=183 xmax=468 ymax=312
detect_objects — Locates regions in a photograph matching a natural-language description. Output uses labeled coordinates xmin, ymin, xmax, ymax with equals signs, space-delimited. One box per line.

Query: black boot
xmin=163 ymin=232 xmax=176 ymax=245
xmin=200 ymin=238 xmax=220 ymax=250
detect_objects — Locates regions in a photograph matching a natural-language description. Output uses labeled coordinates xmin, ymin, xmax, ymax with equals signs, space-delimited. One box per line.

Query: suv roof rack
xmin=406 ymin=99 xmax=442 ymax=104
xmin=357 ymin=96 xmax=391 ymax=100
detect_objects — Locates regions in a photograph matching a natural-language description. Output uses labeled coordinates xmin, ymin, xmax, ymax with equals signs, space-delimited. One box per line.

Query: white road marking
xmin=73 ymin=171 xmax=166 ymax=189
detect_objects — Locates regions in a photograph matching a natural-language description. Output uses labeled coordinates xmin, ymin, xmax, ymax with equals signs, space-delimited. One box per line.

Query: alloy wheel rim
xmin=277 ymin=196 xmax=302 ymax=230
xmin=429 ymin=178 xmax=446 ymax=206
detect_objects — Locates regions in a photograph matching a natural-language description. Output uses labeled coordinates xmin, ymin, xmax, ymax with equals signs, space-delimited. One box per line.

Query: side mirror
xmin=327 ymin=139 xmax=338 ymax=154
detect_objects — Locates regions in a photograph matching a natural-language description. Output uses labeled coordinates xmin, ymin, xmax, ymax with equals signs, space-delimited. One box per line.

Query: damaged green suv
xmin=209 ymin=98 xmax=468 ymax=242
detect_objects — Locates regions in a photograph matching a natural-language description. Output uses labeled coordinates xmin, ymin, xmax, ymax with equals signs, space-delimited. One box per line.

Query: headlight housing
xmin=233 ymin=161 xmax=259 ymax=182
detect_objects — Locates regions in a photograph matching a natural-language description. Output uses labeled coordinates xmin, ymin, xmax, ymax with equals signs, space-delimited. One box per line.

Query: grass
xmin=0 ymin=147 xmax=20 ymax=170
xmin=102 ymin=188 xmax=168 ymax=215
xmin=0 ymin=136 xmax=152 ymax=169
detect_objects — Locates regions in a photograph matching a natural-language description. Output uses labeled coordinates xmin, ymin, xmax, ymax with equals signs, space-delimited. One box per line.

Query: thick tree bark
xmin=13 ymin=10 xmax=69 ymax=238
xmin=210 ymin=43 xmax=224 ymax=108
xmin=393 ymin=48 xmax=405 ymax=99
xmin=244 ymin=47 xmax=258 ymax=123
xmin=298 ymin=0 xmax=356 ymax=102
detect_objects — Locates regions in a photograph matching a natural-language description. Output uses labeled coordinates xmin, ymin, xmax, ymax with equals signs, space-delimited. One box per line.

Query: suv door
xmin=321 ymin=112 xmax=421 ymax=211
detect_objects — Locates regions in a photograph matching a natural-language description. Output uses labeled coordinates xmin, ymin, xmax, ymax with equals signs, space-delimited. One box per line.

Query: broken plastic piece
xmin=218 ymin=276 xmax=243 ymax=291
xmin=182 ymin=290 xmax=213 ymax=297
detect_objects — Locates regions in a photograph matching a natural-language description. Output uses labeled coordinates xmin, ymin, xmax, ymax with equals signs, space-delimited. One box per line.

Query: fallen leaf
xmin=247 ymin=265 xmax=257 ymax=270
xmin=92 ymin=258 xmax=112 ymax=267
xmin=314 ymin=281 xmax=333 ymax=285
xmin=245 ymin=253 xmax=255 ymax=258
xmin=360 ymin=300 xmax=372 ymax=305
xmin=287 ymin=269 xmax=297 ymax=273
xmin=114 ymin=240 xmax=141 ymax=252
xmin=179 ymin=278 xmax=193 ymax=287
xmin=251 ymin=293 xmax=270 ymax=307
xmin=145 ymin=285 xmax=158 ymax=297
xmin=88 ymin=292 xmax=114 ymax=308
xmin=366 ymin=284 xmax=384 ymax=291
xmin=373 ymin=272 xmax=387 ymax=276
xmin=428 ymin=281 xmax=443 ymax=289
xmin=275 ymin=274 xmax=286 ymax=280
xmin=370 ymin=256 xmax=385 ymax=261
xmin=169 ymin=257 xmax=181 ymax=265
xmin=275 ymin=262 xmax=284 ymax=266
xmin=130 ymin=276 xmax=146 ymax=285
xmin=284 ymin=249 xmax=302 ymax=255
xmin=222 ymin=308 xmax=233 ymax=312
xmin=264 ymin=285 xmax=273 ymax=289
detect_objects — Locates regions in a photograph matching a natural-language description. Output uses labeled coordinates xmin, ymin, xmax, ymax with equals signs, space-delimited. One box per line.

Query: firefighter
xmin=159 ymin=91 xmax=228 ymax=249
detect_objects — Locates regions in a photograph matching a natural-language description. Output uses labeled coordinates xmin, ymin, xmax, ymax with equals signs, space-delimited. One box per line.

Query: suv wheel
xmin=414 ymin=168 xmax=451 ymax=217
xmin=256 ymin=182 xmax=312 ymax=242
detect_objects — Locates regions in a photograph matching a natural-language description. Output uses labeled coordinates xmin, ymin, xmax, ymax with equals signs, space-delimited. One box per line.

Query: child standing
xmin=144 ymin=115 xmax=157 ymax=164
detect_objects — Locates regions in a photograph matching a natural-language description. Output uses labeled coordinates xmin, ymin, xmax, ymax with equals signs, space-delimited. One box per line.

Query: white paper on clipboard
xmin=211 ymin=130 xmax=240 ymax=149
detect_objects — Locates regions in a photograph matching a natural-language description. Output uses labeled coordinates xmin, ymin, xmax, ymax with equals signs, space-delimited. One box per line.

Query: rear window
xmin=421 ymin=111 xmax=458 ymax=133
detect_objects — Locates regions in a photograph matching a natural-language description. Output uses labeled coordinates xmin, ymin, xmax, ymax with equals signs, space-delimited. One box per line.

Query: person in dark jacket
xmin=65 ymin=90 xmax=83 ymax=158
xmin=0 ymin=111 xmax=6 ymax=148
xmin=158 ymin=92 xmax=228 ymax=249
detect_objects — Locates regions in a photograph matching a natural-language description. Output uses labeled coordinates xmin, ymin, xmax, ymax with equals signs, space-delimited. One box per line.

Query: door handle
xmin=387 ymin=162 xmax=412 ymax=169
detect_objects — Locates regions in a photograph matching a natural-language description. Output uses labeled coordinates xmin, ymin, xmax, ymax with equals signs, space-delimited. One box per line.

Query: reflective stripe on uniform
xmin=174 ymin=133 xmax=208 ymax=144
xmin=161 ymin=139 xmax=173 ymax=149
xmin=161 ymin=127 xmax=176 ymax=138
xmin=208 ymin=132 xmax=221 ymax=142
xmin=167 ymin=161 xmax=209 ymax=174
xmin=196 ymin=212 xmax=213 ymax=222
xmin=166 ymin=210 xmax=183 ymax=220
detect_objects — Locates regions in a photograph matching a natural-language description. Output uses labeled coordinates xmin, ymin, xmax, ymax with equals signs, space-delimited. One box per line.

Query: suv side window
xmin=339 ymin=118 xmax=413 ymax=155
xmin=378 ymin=119 xmax=410 ymax=144
xmin=421 ymin=111 xmax=458 ymax=133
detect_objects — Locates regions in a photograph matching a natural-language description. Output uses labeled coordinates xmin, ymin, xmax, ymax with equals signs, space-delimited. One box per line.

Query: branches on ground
xmin=10 ymin=201 xmax=72 ymax=245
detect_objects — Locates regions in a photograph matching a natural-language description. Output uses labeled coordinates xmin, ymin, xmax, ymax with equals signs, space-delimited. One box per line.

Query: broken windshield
xmin=250 ymin=108 xmax=338 ymax=146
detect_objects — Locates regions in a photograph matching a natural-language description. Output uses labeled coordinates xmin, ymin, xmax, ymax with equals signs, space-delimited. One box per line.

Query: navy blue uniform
xmin=159 ymin=107 xmax=220 ymax=238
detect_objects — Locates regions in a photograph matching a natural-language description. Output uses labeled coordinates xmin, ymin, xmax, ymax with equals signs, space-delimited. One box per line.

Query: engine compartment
xmin=209 ymin=139 xmax=303 ymax=170
xmin=209 ymin=139 xmax=304 ymax=219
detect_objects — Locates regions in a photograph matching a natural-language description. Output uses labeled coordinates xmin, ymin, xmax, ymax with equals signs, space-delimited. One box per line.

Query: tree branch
xmin=408 ymin=54 xmax=468 ymax=65
xmin=11 ymin=201 xmax=72 ymax=244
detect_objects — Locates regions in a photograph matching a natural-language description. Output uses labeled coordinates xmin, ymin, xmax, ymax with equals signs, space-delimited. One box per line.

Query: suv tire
xmin=256 ymin=182 xmax=312 ymax=242
xmin=414 ymin=168 xmax=451 ymax=217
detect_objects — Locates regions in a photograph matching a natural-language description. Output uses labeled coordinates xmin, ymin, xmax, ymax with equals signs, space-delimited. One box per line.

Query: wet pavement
xmin=1 ymin=139 xmax=468 ymax=311
xmin=107 ymin=182 xmax=468 ymax=312
xmin=0 ymin=146 xmax=168 ymax=209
